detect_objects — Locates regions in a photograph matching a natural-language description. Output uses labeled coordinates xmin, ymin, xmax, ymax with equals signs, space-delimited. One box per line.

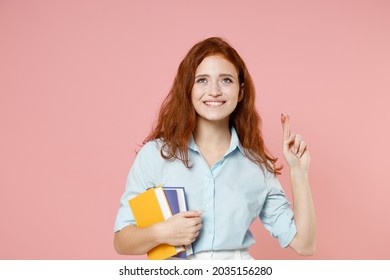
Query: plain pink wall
xmin=1 ymin=0 xmax=389 ymax=259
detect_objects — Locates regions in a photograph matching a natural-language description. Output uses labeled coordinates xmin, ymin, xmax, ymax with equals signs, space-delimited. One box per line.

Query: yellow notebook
xmin=128 ymin=185 xmax=185 ymax=260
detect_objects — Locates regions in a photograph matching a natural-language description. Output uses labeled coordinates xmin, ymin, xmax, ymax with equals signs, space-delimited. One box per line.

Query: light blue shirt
xmin=114 ymin=128 xmax=297 ymax=252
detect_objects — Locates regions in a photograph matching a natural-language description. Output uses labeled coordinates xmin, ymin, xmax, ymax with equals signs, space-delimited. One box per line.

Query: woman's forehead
xmin=195 ymin=55 xmax=239 ymax=76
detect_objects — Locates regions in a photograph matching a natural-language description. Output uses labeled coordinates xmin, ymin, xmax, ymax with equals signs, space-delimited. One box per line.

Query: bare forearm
xmin=289 ymin=168 xmax=316 ymax=255
xmin=114 ymin=224 xmax=161 ymax=255
xmin=114 ymin=212 xmax=202 ymax=256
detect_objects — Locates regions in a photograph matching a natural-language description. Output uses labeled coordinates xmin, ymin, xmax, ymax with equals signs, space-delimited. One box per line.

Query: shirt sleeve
xmin=113 ymin=141 xmax=157 ymax=232
xmin=259 ymin=171 xmax=297 ymax=248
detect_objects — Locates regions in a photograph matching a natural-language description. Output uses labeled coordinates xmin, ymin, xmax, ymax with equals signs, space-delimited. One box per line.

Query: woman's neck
xmin=193 ymin=117 xmax=231 ymax=151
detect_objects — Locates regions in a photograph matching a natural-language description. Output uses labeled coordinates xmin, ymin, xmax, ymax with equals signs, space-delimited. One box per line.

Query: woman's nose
xmin=208 ymin=82 xmax=222 ymax=97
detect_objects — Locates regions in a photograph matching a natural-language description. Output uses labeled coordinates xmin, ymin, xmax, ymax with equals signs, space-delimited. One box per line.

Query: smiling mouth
xmin=203 ymin=101 xmax=226 ymax=107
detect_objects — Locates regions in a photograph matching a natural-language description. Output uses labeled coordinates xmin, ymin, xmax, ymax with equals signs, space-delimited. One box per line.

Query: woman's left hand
xmin=281 ymin=114 xmax=310 ymax=172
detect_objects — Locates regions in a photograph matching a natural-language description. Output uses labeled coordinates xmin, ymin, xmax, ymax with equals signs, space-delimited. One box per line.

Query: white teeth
xmin=205 ymin=101 xmax=224 ymax=106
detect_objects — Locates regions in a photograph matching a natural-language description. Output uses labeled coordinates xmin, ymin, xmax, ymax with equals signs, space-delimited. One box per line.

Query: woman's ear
xmin=238 ymin=83 xmax=245 ymax=102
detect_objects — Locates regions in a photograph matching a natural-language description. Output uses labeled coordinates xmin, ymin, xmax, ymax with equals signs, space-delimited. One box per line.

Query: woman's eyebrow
xmin=195 ymin=73 xmax=237 ymax=78
xmin=194 ymin=74 xmax=209 ymax=78
xmin=219 ymin=73 xmax=237 ymax=78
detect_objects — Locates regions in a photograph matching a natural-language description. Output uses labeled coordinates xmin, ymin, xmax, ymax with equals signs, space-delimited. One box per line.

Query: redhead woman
xmin=114 ymin=37 xmax=316 ymax=260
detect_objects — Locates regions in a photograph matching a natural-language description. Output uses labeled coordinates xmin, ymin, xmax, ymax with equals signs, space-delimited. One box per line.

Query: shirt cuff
xmin=272 ymin=210 xmax=297 ymax=248
xmin=114 ymin=206 xmax=136 ymax=232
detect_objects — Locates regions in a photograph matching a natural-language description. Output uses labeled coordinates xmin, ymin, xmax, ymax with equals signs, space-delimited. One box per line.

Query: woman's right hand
xmin=154 ymin=211 xmax=203 ymax=246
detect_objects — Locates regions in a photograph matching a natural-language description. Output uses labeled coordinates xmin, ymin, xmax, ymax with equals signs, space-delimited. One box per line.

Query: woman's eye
xmin=222 ymin=78 xmax=233 ymax=83
xmin=196 ymin=78 xmax=207 ymax=83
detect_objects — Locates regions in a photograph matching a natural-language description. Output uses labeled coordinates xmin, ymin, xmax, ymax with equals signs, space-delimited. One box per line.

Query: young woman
xmin=114 ymin=37 xmax=316 ymax=260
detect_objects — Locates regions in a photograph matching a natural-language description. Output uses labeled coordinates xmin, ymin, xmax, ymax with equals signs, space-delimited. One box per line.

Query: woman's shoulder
xmin=131 ymin=140 xmax=164 ymax=168
xmin=138 ymin=139 xmax=163 ymax=155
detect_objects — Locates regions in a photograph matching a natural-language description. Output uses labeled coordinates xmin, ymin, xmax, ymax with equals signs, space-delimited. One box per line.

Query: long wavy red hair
xmin=144 ymin=37 xmax=282 ymax=175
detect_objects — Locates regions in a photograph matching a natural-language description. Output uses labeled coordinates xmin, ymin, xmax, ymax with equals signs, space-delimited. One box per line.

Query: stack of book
xmin=128 ymin=185 xmax=194 ymax=260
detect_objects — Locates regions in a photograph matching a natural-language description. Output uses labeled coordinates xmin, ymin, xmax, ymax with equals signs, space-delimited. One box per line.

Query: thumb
xmin=180 ymin=211 xmax=203 ymax=218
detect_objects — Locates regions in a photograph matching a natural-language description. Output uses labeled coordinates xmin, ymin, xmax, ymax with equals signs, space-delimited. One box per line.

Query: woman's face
xmin=191 ymin=55 xmax=242 ymax=125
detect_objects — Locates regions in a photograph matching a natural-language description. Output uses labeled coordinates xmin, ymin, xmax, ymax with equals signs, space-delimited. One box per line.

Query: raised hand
xmin=281 ymin=114 xmax=310 ymax=171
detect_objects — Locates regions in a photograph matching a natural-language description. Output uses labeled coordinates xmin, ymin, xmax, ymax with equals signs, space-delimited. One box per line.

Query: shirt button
xmin=206 ymin=203 xmax=212 ymax=208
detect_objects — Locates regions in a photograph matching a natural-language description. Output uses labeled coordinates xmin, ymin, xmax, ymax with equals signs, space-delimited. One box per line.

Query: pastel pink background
xmin=1 ymin=0 xmax=389 ymax=260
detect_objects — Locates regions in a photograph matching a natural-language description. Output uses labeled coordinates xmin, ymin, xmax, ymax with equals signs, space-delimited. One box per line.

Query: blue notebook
xmin=163 ymin=187 xmax=194 ymax=258
xmin=164 ymin=188 xmax=180 ymax=214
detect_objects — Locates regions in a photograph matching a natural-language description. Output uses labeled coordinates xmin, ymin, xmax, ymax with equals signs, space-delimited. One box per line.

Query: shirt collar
xmin=188 ymin=127 xmax=245 ymax=156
